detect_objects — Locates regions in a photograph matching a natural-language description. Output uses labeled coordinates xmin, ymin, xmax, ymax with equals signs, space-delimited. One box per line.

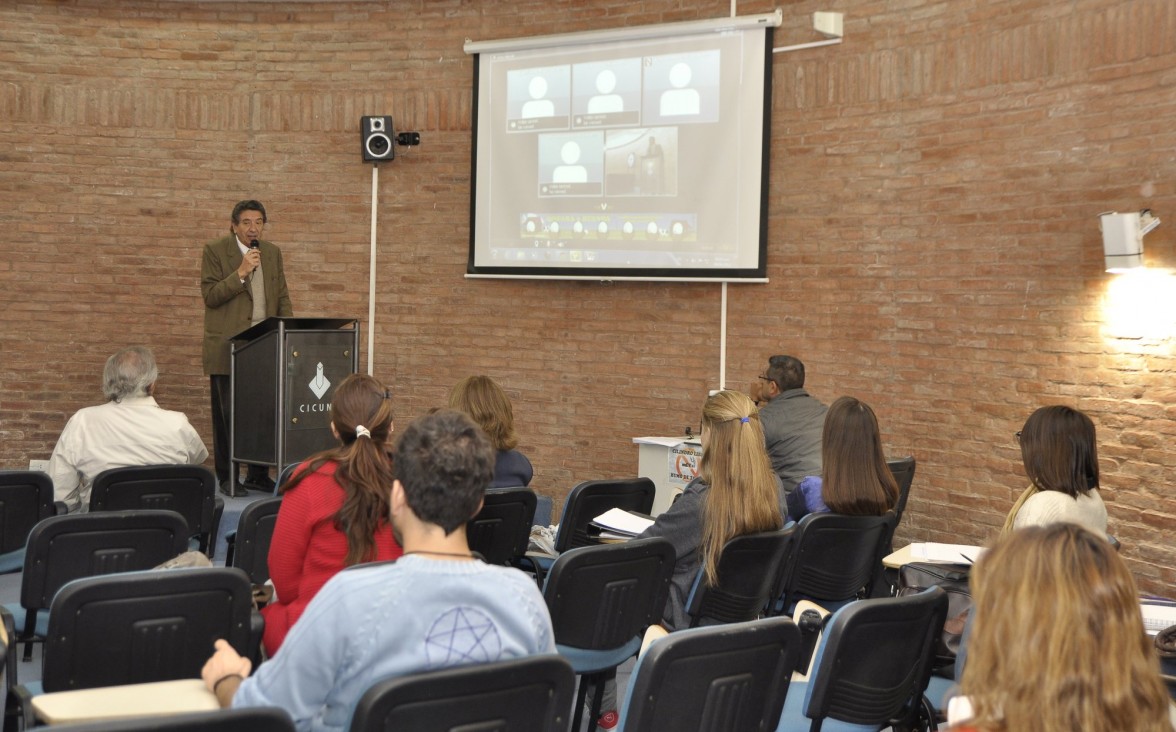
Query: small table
xmin=31 ymin=679 xmax=218 ymax=726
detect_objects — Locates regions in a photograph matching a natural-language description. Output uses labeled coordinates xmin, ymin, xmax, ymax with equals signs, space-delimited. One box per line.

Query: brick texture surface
xmin=1 ymin=0 xmax=1173 ymax=593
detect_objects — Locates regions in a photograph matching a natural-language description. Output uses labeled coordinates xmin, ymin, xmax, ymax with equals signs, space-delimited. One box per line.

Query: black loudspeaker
xmin=361 ymin=116 xmax=394 ymax=162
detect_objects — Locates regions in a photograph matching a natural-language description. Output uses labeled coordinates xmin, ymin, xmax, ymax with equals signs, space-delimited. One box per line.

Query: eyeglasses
xmin=1015 ymin=430 xmax=1022 ymax=443
xmin=757 ymin=375 xmax=772 ymax=382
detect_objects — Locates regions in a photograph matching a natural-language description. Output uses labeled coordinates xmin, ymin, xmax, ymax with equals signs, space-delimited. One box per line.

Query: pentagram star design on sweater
xmin=425 ymin=606 xmax=503 ymax=667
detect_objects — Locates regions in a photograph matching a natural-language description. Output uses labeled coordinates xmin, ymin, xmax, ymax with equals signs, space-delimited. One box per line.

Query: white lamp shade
xmin=1101 ymin=211 xmax=1144 ymax=272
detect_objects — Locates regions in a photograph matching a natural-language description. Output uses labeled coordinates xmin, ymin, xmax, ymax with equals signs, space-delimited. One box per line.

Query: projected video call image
xmin=603 ymin=127 xmax=677 ymax=197
xmin=571 ymin=58 xmax=642 ymax=127
xmin=471 ymin=24 xmax=770 ymax=277
xmin=515 ymin=212 xmax=697 ymax=244
xmin=537 ymin=131 xmax=605 ymax=196
xmin=507 ymin=65 xmax=571 ymax=132
xmin=641 ymin=49 xmax=721 ymax=124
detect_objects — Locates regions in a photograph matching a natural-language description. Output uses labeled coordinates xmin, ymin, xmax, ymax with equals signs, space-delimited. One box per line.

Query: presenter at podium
xmin=201 ymin=199 xmax=293 ymax=497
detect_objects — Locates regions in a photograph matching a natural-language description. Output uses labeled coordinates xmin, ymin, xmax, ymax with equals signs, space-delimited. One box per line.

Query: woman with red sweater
xmin=261 ymin=373 xmax=402 ymax=656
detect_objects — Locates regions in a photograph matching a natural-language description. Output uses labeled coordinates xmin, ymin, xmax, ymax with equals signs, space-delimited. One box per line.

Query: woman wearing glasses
xmin=1001 ymin=405 xmax=1107 ymax=538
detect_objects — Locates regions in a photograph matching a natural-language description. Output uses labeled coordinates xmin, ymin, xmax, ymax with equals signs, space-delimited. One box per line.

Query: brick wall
xmin=1 ymin=0 xmax=1173 ymax=593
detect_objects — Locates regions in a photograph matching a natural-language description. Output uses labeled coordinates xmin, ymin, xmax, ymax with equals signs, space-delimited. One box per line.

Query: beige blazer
xmin=200 ymin=234 xmax=293 ymax=375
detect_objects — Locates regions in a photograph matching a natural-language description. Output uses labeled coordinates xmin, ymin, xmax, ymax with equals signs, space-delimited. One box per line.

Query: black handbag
xmin=897 ymin=561 xmax=972 ymax=670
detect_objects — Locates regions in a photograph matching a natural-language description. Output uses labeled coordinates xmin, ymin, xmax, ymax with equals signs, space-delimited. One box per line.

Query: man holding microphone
xmin=201 ymin=199 xmax=293 ymax=497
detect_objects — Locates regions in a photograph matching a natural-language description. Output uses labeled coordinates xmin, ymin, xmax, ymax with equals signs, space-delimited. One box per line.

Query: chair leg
xmin=588 ymin=670 xmax=611 ymax=728
xmin=571 ymin=674 xmax=590 ymax=732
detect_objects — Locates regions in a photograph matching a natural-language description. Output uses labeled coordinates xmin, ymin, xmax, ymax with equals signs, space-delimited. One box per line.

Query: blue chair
xmin=3 ymin=510 xmax=190 ymax=670
xmin=40 ymin=708 xmax=295 ymax=732
xmin=12 ymin=566 xmax=261 ymax=729
xmin=684 ymin=527 xmax=794 ymax=627
xmin=347 ymin=655 xmax=575 ymax=732
xmin=89 ymin=464 xmax=221 ymax=557
xmin=776 ymin=586 xmax=948 ymax=732
xmin=519 ymin=478 xmax=655 ymax=584
xmin=467 ymin=486 xmax=537 ymax=566
xmin=771 ymin=512 xmax=896 ymax=617
xmin=618 ymin=617 xmax=801 ymax=731
xmin=543 ymin=537 xmax=675 ymax=732
xmin=0 ymin=470 xmax=56 ymax=574
xmin=225 ymin=496 xmax=282 ymax=584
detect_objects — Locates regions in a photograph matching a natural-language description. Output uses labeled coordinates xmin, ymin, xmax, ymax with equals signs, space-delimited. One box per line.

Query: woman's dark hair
xmin=1019 ymin=405 xmax=1099 ymax=497
xmin=283 ymin=373 xmax=395 ymax=565
xmin=820 ymin=396 xmax=898 ymax=516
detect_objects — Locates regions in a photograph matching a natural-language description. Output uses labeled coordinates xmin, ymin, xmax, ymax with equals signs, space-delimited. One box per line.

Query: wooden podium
xmin=230 ymin=317 xmax=359 ymax=487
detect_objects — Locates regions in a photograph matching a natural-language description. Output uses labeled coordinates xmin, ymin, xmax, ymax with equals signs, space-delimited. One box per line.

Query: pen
xmin=960 ymin=552 xmax=974 ymax=564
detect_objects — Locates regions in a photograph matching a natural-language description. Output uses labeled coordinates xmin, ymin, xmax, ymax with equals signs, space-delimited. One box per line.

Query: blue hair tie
xmin=740 ymin=416 xmax=750 ymax=424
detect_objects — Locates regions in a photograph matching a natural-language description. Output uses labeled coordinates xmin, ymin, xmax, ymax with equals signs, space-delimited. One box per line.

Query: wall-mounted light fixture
xmin=1100 ymin=210 xmax=1160 ymax=273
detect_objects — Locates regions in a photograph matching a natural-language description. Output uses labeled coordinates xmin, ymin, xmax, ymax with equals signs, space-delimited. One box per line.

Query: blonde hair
xmin=960 ymin=524 xmax=1170 ymax=732
xmin=698 ymin=391 xmax=783 ymax=586
xmin=448 ymin=375 xmax=519 ymax=451
xmin=820 ymin=396 xmax=898 ymax=516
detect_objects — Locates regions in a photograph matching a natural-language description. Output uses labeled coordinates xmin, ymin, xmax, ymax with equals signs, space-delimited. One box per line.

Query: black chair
xmin=89 ymin=464 xmax=222 ymax=557
xmin=13 ymin=566 xmax=260 ymax=728
xmin=555 ymin=478 xmax=655 ymax=552
xmin=276 ymin=461 xmax=300 ymax=493
xmin=887 ymin=456 xmax=917 ymax=528
xmin=520 ymin=478 xmax=655 ymax=584
xmin=2 ymin=510 xmax=190 ymax=668
xmin=684 ymin=527 xmax=794 ymax=627
xmin=348 ymin=655 xmax=575 ymax=732
xmin=225 ymin=496 xmax=283 ymax=584
xmin=0 ymin=471 xmax=56 ymax=574
xmin=42 ymin=708 xmax=296 ymax=732
xmin=772 ymin=512 xmax=897 ymax=617
xmin=466 ymin=486 xmax=537 ymax=566
xmin=617 ymin=617 xmax=801 ymax=732
xmin=543 ymin=537 xmax=676 ymax=732
xmin=777 ymin=586 xmax=949 ymax=732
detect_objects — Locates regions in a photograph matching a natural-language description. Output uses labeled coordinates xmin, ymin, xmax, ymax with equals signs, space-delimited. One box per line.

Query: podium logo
xmin=309 ymin=362 xmax=331 ymax=400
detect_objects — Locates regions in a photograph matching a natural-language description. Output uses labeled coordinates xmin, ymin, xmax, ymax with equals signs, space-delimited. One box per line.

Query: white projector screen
xmin=466 ymin=17 xmax=774 ymax=281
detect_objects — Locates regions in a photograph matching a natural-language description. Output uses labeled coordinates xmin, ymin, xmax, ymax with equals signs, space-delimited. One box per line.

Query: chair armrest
xmin=0 ymin=605 xmax=14 ymax=692
xmin=206 ymin=497 xmax=225 ymax=559
xmin=12 ymin=682 xmax=37 ymax=730
xmin=247 ymin=609 xmax=265 ymax=667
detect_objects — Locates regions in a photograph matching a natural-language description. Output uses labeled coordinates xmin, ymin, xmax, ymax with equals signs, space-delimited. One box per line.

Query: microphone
xmin=249 ymin=239 xmax=259 ymax=249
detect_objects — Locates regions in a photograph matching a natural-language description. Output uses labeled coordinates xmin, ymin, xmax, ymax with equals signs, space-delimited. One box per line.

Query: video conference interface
xmin=470 ymin=28 xmax=770 ymax=276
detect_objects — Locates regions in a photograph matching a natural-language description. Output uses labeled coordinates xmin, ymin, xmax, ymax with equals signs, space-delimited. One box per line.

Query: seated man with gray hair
xmin=47 ymin=345 xmax=208 ymax=512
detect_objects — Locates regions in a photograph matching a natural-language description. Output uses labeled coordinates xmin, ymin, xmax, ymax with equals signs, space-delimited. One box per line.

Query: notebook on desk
xmin=589 ymin=507 xmax=655 ymax=540
xmin=1141 ymin=600 xmax=1176 ymax=636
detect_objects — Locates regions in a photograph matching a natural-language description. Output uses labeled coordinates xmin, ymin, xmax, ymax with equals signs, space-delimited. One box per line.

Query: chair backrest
xmin=466 ymin=487 xmax=537 ymax=566
xmin=554 ymin=478 xmax=655 ymax=553
xmin=276 ymin=462 xmax=300 ymax=493
xmin=774 ymin=512 xmax=896 ymax=614
xmin=347 ymin=655 xmax=575 ymax=732
xmin=802 ymin=586 xmax=948 ymax=729
xmin=0 ymin=470 xmax=55 ymax=555
xmin=20 ymin=510 xmax=190 ymax=617
xmin=41 ymin=566 xmax=255 ymax=693
xmin=618 ymin=617 xmax=801 ymax=732
xmin=544 ymin=537 xmax=675 ymax=652
xmin=231 ymin=496 xmax=282 ymax=585
xmin=45 ymin=708 xmax=296 ymax=732
xmin=685 ymin=527 xmax=794 ymax=627
xmin=89 ymin=464 xmax=218 ymax=553
xmin=887 ymin=456 xmax=917 ymax=524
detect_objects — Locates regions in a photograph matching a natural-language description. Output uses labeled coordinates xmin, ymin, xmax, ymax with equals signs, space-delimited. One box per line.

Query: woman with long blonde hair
xmin=951 ymin=523 xmax=1172 ymax=731
xmin=638 ymin=390 xmax=784 ymax=630
xmin=262 ymin=374 xmax=402 ymax=656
